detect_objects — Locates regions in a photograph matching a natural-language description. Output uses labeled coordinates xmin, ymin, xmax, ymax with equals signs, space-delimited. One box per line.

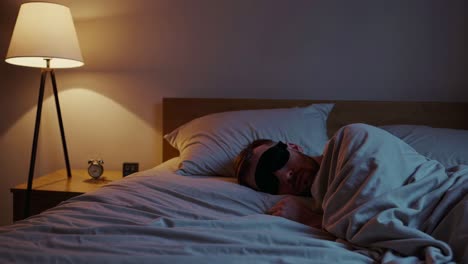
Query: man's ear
xmin=286 ymin=143 xmax=303 ymax=152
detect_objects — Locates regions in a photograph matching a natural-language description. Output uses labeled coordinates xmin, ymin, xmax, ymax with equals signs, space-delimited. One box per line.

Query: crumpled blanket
xmin=311 ymin=123 xmax=468 ymax=263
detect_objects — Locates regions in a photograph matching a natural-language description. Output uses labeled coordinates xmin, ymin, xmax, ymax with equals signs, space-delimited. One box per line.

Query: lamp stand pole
xmin=24 ymin=59 xmax=72 ymax=218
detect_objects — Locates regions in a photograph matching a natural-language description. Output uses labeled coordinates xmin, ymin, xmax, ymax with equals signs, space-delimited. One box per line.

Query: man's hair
xmin=234 ymin=139 xmax=274 ymax=187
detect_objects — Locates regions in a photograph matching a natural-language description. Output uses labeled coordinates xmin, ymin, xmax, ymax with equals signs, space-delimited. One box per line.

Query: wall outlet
xmin=123 ymin=162 xmax=139 ymax=177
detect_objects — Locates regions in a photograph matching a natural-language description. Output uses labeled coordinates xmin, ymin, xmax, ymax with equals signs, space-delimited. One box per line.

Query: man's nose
xmin=284 ymin=170 xmax=295 ymax=183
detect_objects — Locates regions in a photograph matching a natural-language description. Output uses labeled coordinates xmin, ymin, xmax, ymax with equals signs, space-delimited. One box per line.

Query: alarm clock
xmin=88 ymin=159 xmax=104 ymax=179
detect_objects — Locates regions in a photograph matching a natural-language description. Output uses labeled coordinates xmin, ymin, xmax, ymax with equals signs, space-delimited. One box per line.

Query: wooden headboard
xmin=162 ymin=98 xmax=468 ymax=161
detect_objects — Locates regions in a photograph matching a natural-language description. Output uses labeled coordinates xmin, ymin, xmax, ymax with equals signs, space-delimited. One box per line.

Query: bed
xmin=1 ymin=98 xmax=467 ymax=263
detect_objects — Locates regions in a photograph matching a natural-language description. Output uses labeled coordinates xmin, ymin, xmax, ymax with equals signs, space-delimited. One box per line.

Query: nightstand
xmin=11 ymin=169 xmax=122 ymax=221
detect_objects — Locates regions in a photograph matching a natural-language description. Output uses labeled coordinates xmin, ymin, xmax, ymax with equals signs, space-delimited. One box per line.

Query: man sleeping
xmin=234 ymin=123 xmax=467 ymax=263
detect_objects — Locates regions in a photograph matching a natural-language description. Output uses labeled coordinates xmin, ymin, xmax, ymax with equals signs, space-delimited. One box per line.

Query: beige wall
xmin=0 ymin=0 xmax=467 ymax=226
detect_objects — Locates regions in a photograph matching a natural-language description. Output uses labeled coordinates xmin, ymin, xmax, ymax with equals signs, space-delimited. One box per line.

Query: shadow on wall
xmin=75 ymin=0 xmax=468 ymax=100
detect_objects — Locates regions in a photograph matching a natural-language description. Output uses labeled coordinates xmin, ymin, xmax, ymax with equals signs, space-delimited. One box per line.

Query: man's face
xmin=245 ymin=142 xmax=320 ymax=196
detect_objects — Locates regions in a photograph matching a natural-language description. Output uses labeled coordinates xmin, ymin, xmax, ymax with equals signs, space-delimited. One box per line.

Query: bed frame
xmin=162 ymin=98 xmax=468 ymax=161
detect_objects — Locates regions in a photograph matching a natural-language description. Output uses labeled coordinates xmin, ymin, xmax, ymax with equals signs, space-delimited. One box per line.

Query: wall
xmin=0 ymin=0 xmax=466 ymax=226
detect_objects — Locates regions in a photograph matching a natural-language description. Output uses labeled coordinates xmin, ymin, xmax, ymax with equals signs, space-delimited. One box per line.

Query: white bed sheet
xmin=0 ymin=158 xmax=373 ymax=263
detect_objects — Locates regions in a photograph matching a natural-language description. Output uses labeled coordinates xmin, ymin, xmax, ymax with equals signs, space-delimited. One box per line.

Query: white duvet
xmin=0 ymin=159 xmax=371 ymax=264
xmin=0 ymin=124 xmax=466 ymax=264
xmin=312 ymin=124 xmax=467 ymax=263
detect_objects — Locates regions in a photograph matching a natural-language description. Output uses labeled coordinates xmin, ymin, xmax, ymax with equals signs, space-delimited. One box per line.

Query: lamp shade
xmin=5 ymin=2 xmax=84 ymax=69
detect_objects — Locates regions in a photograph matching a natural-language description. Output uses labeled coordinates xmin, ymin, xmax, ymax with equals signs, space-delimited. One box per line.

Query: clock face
xmin=88 ymin=164 xmax=103 ymax=179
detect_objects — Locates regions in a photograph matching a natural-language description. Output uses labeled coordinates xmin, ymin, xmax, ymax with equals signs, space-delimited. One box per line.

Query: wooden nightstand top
xmin=11 ymin=169 xmax=122 ymax=194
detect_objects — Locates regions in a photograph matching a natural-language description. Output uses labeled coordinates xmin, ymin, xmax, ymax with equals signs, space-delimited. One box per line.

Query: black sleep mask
xmin=255 ymin=141 xmax=290 ymax=194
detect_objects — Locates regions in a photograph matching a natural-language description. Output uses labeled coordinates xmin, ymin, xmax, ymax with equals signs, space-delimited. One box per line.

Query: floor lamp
xmin=5 ymin=3 xmax=84 ymax=218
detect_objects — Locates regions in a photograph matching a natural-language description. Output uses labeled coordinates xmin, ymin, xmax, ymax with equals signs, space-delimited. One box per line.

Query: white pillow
xmin=380 ymin=125 xmax=468 ymax=168
xmin=164 ymin=104 xmax=334 ymax=177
